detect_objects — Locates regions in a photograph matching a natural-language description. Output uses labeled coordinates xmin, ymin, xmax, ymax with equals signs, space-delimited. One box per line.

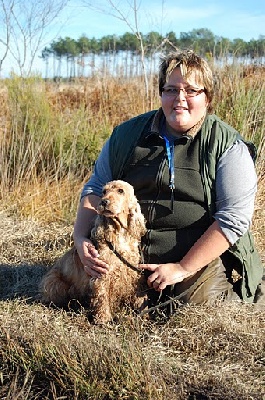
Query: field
xmin=0 ymin=62 xmax=264 ymax=399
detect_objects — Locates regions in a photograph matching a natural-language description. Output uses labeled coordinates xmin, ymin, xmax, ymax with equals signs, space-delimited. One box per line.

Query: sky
xmin=60 ymin=0 xmax=265 ymax=42
xmin=1 ymin=0 xmax=264 ymax=77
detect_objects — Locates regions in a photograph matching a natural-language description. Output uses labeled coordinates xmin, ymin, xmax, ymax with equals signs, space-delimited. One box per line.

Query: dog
xmin=40 ymin=180 xmax=148 ymax=324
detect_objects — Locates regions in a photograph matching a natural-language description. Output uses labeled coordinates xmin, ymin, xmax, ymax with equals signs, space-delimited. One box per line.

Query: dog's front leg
xmin=90 ymin=278 xmax=112 ymax=324
xmin=131 ymin=275 xmax=149 ymax=313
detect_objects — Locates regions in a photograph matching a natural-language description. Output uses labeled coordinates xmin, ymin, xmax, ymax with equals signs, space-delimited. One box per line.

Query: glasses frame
xmin=161 ymin=86 xmax=205 ymax=98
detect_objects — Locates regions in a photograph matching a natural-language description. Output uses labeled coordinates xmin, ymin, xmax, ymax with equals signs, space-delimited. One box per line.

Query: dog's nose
xmin=100 ymin=199 xmax=109 ymax=208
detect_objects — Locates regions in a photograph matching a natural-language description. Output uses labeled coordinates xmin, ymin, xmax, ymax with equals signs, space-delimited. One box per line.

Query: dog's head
xmin=97 ymin=180 xmax=146 ymax=237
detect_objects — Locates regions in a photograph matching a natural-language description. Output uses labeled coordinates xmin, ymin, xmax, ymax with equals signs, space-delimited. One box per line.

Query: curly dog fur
xmin=39 ymin=180 xmax=148 ymax=323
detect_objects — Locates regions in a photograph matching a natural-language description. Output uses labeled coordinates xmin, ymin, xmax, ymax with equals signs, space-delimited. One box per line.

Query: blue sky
xmin=59 ymin=0 xmax=265 ymax=42
xmin=1 ymin=0 xmax=264 ymax=77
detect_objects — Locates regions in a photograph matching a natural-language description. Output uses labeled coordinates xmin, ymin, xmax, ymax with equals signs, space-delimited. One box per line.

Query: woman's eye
xmin=166 ymin=88 xmax=177 ymax=93
xmin=186 ymin=88 xmax=197 ymax=94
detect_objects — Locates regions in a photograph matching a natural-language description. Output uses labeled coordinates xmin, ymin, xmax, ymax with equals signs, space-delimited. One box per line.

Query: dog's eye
xmin=118 ymin=188 xmax=124 ymax=194
xmin=102 ymin=189 xmax=106 ymax=195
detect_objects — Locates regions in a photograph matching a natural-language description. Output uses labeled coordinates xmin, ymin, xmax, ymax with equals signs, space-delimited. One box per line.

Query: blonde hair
xmin=159 ymin=50 xmax=214 ymax=105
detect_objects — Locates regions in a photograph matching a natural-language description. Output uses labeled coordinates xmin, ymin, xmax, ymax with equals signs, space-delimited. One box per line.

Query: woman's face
xmin=161 ymin=67 xmax=208 ymax=134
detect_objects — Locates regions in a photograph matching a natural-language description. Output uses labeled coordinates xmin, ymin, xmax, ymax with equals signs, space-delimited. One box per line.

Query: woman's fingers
xmin=77 ymin=239 xmax=110 ymax=276
xmin=85 ymin=241 xmax=99 ymax=258
xmin=84 ymin=264 xmax=106 ymax=278
xmin=140 ymin=263 xmax=159 ymax=272
xmin=140 ymin=263 xmax=187 ymax=291
xmin=140 ymin=263 xmax=161 ymax=288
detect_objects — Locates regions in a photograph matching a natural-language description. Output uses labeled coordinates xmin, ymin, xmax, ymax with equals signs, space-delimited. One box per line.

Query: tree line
xmin=41 ymin=28 xmax=265 ymax=79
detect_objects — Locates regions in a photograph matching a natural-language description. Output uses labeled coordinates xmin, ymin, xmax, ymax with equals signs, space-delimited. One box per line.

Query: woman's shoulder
xmin=203 ymin=114 xmax=256 ymax=161
xmin=205 ymin=114 xmax=239 ymax=135
xmin=114 ymin=109 xmax=158 ymax=132
xmin=109 ymin=110 xmax=158 ymax=179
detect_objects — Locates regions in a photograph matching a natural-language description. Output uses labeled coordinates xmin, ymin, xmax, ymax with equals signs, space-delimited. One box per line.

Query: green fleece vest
xmin=109 ymin=111 xmax=263 ymax=302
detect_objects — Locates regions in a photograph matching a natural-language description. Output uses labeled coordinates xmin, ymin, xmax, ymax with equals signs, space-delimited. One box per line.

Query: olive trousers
xmin=147 ymin=258 xmax=241 ymax=317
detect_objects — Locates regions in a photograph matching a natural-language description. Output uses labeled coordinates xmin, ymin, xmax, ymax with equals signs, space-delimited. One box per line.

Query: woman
xmin=73 ymin=50 xmax=263 ymax=315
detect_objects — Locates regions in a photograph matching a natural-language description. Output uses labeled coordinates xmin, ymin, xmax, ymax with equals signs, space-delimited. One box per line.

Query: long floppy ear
xmin=92 ymin=215 xmax=117 ymax=243
xmin=128 ymin=200 xmax=147 ymax=239
xmin=91 ymin=215 xmax=104 ymax=242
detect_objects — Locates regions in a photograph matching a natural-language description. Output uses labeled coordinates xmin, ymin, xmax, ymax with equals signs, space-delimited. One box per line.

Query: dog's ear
xmin=93 ymin=215 xmax=110 ymax=236
xmin=128 ymin=200 xmax=147 ymax=238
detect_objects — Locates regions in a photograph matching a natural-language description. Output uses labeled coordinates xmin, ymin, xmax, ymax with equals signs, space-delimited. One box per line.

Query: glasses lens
xmin=186 ymin=89 xmax=202 ymax=97
xmin=162 ymin=88 xmax=204 ymax=98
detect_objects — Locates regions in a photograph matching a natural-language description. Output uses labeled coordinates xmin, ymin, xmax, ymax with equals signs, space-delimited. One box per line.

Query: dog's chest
xmin=97 ymin=232 xmax=141 ymax=268
xmin=115 ymin=234 xmax=137 ymax=252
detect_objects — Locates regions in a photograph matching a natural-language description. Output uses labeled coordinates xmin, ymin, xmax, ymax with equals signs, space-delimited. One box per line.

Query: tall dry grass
xmin=212 ymin=64 xmax=265 ymax=159
xmin=0 ymin=63 xmax=264 ymax=399
xmin=211 ymin=64 xmax=265 ymax=256
xmin=0 ymin=74 xmax=153 ymax=223
xmin=0 ymin=65 xmax=264 ymax=224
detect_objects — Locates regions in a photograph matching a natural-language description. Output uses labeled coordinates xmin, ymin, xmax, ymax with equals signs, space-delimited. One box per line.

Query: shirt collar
xmin=148 ymin=107 xmax=205 ymax=141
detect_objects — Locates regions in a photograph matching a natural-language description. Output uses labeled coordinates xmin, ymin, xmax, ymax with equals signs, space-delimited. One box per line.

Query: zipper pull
xmin=170 ymin=187 xmax=174 ymax=212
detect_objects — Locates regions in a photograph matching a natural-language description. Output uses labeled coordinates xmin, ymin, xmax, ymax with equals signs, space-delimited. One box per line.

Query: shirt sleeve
xmin=81 ymin=139 xmax=112 ymax=198
xmin=214 ymin=140 xmax=257 ymax=245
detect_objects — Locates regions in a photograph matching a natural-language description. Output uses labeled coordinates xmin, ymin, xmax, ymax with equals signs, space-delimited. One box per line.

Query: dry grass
xmin=0 ymin=174 xmax=263 ymax=400
xmin=0 ymin=64 xmax=264 ymax=399
xmin=0 ymin=299 xmax=264 ymax=399
xmin=253 ymin=174 xmax=265 ymax=263
xmin=0 ymin=209 xmax=74 ymax=303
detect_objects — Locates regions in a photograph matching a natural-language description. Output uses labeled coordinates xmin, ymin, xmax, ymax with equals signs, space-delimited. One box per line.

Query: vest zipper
xmin=143 ymin=151 xmax=168 ymax=262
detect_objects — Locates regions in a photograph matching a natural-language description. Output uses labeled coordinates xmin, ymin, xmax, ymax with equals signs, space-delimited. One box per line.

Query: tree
xmin=119 ymin=32 xmax=138 ymax=52
xmin=256 ymin=35 xmax=265 ymax=58
xmin=231 ymin=38 xmax=247 ymax=57
xmin=215 ymin=37 xmax=231 ymax=58
xmin=179 ymin=31 xmax=194 ymax=49
xmin=144 ymin=31 xmax=163 ymax=55
xmin=247 ymin=36 xmax=265 ymax=58
xmin=81 ymin=0 xmax=150 ymax=97
xmin=165 ymin=31 xmax=178 ymax=48
xmin=62 ymin=36 xmax=79 ymax=78
xmin=0 ymin=0 xmax=13 ymax=73
xmin=0 ymin=0 xmax=69 ymax=76
xmin=41 ymin=46 xmax=52 ymax=79
xmin=50 ymin=37 xmax=66 ymax=77
xmin=191 ymin=28 xmax=215 ymax=54
xmin=77 ymin=34 xmax=91 ymax=76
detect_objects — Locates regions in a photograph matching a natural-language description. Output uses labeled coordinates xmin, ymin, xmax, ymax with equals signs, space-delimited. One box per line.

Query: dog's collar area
xmin=105 ymin=239 xmax=143 ymax=273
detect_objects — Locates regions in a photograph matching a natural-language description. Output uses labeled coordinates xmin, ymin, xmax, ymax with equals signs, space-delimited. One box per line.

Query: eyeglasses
xmin=162 ymin=87 xmax=205 ymax=98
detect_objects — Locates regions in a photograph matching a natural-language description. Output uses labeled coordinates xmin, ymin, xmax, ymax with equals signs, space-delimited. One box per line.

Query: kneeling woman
xmin=73 ymin=49 xmax=263 ymax=316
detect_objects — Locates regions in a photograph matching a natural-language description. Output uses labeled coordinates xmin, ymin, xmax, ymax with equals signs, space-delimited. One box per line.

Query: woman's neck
xmin=166 ymin=113 xmax=207 ymax=138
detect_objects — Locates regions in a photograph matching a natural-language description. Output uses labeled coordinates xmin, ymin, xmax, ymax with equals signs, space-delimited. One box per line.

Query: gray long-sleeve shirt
xmin=81 ymin=138 xmax=257 ymax=245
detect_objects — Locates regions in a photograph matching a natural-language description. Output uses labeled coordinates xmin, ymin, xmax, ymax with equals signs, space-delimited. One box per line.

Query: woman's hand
xmin=140 ymin=221 xmax=232 ymax=292
xmin=75 ymin=236 xmax=110 ymax=278
xmin=140 ymin=262 xmax=194 ymax=291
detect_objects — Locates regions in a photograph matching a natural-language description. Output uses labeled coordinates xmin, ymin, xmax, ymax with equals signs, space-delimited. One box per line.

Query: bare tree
xmin=0 ymin=0 xmax=13 ymax=74
xmin=81 ymin=0 xmax=150 ymax=97
xmin=0 ymin=0 xmax=69 ymax=76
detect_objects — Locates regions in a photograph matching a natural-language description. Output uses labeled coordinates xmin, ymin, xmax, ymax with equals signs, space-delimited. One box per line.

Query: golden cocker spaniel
xmin=40 ymin=180 xmax=148 ymax=324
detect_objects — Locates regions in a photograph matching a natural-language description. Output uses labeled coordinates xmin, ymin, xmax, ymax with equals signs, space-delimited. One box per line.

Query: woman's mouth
xmin=173 ymin=106 xmax=188 ymax=112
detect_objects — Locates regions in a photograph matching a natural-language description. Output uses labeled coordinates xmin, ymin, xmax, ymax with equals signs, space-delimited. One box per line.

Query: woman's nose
xmin=174 ymin=88 xmax=186 ymax=100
